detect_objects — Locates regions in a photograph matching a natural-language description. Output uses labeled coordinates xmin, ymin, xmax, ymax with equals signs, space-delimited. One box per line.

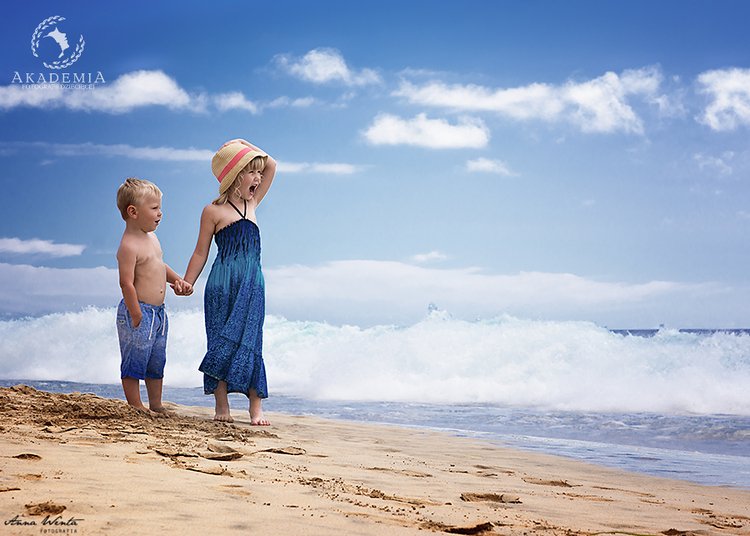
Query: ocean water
xmin=1 ymin=307 xmax=749 ymax=488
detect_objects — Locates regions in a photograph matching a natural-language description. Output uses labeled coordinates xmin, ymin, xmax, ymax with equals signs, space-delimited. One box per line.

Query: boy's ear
xmin=127 ymin=205 xmax=138 ymax=218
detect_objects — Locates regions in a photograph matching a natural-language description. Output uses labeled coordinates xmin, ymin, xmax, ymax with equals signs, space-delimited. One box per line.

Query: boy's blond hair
xmin=212 ymin=156 xmax=265 ymax=205
xmin=117 ymin=178 xmax=162 ymax=220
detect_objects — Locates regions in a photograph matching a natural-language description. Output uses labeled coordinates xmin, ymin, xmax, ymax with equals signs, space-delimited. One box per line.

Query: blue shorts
xmin=116 ymin=299 xmax=168 ymax=380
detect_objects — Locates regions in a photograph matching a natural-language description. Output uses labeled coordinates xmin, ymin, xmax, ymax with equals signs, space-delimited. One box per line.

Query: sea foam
xmin=1 ymin=307 xmax=749 ymax=415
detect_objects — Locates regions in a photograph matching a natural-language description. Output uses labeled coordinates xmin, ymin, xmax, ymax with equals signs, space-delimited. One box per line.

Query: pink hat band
xmin=216 ymin=147 xmax=252 ymax=183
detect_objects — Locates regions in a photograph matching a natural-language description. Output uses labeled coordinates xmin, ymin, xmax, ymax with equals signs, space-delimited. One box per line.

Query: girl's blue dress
xmin=199 ymin=216 xmax=267 ymax=398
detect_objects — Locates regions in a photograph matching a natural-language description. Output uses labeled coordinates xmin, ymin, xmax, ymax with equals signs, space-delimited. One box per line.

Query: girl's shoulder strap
xmin=226 ymin=199 xmax=247 ymax=219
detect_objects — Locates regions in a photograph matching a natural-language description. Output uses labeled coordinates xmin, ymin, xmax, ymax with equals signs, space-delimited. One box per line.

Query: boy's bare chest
xmin=136 ymin=238 xmax=163 ymax=266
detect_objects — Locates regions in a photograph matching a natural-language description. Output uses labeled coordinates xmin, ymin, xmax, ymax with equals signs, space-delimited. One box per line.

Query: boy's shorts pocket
xmin=117 ymin=302 xmax=141 ymax=331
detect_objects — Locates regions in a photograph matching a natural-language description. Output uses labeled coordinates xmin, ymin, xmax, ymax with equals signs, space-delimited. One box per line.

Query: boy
xmin=115 ymin=178 xmax=191 ymax=414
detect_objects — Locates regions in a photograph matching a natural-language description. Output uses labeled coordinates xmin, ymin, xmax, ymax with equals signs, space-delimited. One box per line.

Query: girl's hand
xmin=221 ymin=138 xmax=259 ymax=151
xmin=171 ymin=278 xmax=194 ymax=296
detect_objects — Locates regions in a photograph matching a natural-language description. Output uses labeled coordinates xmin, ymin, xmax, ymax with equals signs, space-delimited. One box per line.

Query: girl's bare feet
xmin=249 ymin=390 xmax=270 ymax=426
xmin=214 ymin=381 xmax=233 ymax=422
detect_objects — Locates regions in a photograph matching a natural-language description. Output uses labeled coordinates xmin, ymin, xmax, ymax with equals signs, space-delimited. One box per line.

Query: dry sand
xmin=1 ymin=385 xmax=748 ymax=535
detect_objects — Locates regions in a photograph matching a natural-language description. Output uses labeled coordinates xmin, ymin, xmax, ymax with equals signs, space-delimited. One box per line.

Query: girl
xmin=183 ymin=139 xmax=277 ymax=425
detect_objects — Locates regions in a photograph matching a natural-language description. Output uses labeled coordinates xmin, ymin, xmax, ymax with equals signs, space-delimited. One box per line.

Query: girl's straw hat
xmin=212 ymin=142 xmax=268 ymax=195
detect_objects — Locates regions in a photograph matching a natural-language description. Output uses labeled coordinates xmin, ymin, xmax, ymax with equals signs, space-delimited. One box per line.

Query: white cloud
xmin=410 ymin=251 xmax=448 ymax=263
xmin=0 ymin=70 xmax=198 ymax=113
xmin=0 ymin=263 xmax=118 ymax=316
xmin=697 ymin=68 xmax=750 ymax=131
xmin=276 ymin=48 xmax=381 ymax=86
xmin=466 ymin=157 xmax=517 ymax=176
xmin=0 ymin=259 xmax=740 ymax=328
xmin=4 ymin=142 xmax=363 ymax=171
xmin=394 ymin=67 xmax=665 ymax=134
xmin=265 ymin=260 xmax=720 ymax=326
xmin=694 ymin=151 xmax=734 ymax=176
xmin=214 ymin=91 xmax=260 ymax=114
xmin=214 ymin=93 xmax=318 ymax=113
xmin=1 ymin=141 xmax=212 ymax=161
xmin=0 ymin=238 xmax=85 ymax=257
xmin=278 ymin=161 xmax=364 ymax=175
xmin=363 ymin=113 xmax=490 ymax=149
xmin=1 ymin=69 xmax=326 ymax=115
xmin=266 ymin=96 xmax=317 ymax=108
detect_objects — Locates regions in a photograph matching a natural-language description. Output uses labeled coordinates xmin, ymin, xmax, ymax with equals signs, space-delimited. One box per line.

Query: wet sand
xmin=1 ymin=385 xmax=748 ymax=535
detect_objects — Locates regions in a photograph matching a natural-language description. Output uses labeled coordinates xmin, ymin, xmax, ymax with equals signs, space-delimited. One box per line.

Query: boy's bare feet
xmin=150 ymin=405 xmax=173 ymax=417
xmin=214 ymin=412 xmax=234 ymax=423
xmin=129 ymin=403 xmax=151 ymax=414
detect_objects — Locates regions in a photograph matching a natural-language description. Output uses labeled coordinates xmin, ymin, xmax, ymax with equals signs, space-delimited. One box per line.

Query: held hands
xmin=171 ymin=278 xmax=194 ymax=297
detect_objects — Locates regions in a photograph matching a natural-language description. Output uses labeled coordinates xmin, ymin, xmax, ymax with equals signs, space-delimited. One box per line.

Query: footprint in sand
xmin=18 ymin=474 xmax=43 ymax=481
xmin=24 ymin=501 xmax=66 ymax=516
xmin=522 ymin=477 xmax=574 ymax=487
xmin=461 ymin=492 xmax=521 ymax=504
xmin=421 ymin=520 xmax=497 ymax=535
xmin=255 ymin=446 xmax=306 ymax=456
xmin=366 ymin=466 xmax=432 ymax=478
xmin=12 ymin=453 xmax=42 ymax=460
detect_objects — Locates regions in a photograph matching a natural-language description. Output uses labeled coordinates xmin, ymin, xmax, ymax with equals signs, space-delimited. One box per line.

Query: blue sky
xmin=1 ymin=0 xmax=750 ymax=327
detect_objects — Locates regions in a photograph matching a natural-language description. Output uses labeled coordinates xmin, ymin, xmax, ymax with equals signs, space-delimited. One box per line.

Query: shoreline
xmin=3 ymin=379 xmax=748 ymax=490
xmin=1 ymin=385 xmax=749 ymax=535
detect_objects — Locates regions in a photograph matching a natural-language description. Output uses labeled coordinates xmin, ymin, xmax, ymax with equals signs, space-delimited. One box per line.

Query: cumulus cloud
xmin=1 ymin=71 xmax=318 ymax=116
xmin=394 ymin=67 xmax=665 ymax=134
xmin=213 ymin=91 xmax=260 ymax=114
xmin=276 ymin=48 xmax=381 ymax=86
xmin=697 ymin=68 xmax=750 ymax=131
xmin=363 ymin=113 xmax=490 ymax=148
xmin=0 ymin=238 xmax=85 ymax=258
xmin=466 ymin=157 xmax=517 ymax=176
xmin=0 ymin=70 xmax=198 ymax=113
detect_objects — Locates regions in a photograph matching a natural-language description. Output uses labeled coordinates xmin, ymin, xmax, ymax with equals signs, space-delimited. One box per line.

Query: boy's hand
xmin=131 ymin=312 xmax=143 ymax=328
xmin=171 ymin=278 xmax=194 ymax=296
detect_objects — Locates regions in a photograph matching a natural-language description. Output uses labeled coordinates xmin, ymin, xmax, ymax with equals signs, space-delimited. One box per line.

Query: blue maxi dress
xmin=199 ymin=208 xmax=267 ymax=399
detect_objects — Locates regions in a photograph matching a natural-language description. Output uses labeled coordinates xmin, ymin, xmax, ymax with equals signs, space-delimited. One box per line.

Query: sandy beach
xmin=1 ymin=386 xmax=748 ymax=535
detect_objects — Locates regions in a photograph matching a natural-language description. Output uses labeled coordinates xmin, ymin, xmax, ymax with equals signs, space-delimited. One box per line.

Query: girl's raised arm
xmin=254 ymin=155 xmax=276 ymax=206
